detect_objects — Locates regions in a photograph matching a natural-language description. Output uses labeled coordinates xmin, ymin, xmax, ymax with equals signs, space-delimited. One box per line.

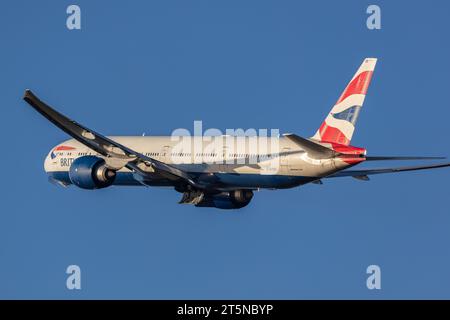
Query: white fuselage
xmin=45 ymin=136 xmax=350 ymax=190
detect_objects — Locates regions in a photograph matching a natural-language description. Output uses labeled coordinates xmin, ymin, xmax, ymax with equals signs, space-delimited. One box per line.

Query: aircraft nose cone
xmin=44 ymin=149 xmax=55 ymax=173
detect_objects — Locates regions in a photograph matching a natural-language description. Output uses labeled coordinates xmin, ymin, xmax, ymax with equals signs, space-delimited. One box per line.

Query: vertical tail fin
xmin=312 ymin=58 xmax=377 ymax=145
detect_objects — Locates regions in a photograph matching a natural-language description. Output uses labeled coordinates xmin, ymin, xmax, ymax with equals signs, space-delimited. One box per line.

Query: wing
xmin=23 ymin=89 xmax=201 ymax=188
xmin=327 ymin=162 xmax=450 ymax=180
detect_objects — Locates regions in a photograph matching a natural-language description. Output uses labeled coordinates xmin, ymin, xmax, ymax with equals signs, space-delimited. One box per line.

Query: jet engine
xmin=195 ymin=190 xmax=254 ymax=209
xmin=69 ymin=156 xmax=116 ymax=189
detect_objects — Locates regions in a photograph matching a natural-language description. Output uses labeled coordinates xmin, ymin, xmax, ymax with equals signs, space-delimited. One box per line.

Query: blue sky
xmin=1 ymin=0 xmax=450 ymax=299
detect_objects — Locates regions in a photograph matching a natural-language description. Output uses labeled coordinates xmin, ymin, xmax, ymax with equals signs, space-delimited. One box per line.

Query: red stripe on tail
xmin=336 ymin=70 xmax=373 ymax=104
xmin=318 ymin=122 xmax=350 ymax=145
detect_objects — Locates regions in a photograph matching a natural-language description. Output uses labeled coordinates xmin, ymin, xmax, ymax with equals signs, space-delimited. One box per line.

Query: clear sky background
xmin=1 ymin=0 xmax=450 ymax=299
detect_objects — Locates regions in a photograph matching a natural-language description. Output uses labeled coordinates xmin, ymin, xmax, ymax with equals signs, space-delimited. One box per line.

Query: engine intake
xmin=69 ymin=156 xmax=116 ymax=189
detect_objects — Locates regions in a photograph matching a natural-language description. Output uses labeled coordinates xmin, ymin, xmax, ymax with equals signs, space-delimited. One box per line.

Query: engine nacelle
xmin=196 ymin=190 xmax=254 ymax=209
xmin=69 ymin=156 xmax=116 ymax=189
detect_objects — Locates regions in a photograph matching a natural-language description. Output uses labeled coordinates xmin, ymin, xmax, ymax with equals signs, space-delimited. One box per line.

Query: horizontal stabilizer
xmin=365 ymin=156 xmax=445 ymax=161
xmin=327 ymin=162 xmax=450 ymax=178
xmin=283 ymin=134 xmax=337 ymax=159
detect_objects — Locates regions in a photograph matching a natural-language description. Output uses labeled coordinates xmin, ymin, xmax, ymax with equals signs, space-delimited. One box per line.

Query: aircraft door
xmin=280 ymin=147 xmax=291 ymax=172
xmin=160 ymin=145 xmax=171 ymax=164
xmin=220 ymin=145 xmax=229 ymax=172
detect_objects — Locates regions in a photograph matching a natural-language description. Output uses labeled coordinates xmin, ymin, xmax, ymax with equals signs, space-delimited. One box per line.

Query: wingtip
xmin=23 ymin=89 xmax=32 ymax=99
xmin=23 ymin=89 xmax=37 ymax=103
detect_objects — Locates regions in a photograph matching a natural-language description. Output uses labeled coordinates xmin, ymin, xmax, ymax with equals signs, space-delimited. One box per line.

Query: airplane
xmin=23 ymin=58 xmax=450 ymax=209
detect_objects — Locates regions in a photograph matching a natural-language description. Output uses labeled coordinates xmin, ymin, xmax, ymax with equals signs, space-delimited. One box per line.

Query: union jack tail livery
xmin=312 ymin=58 xmax=377 ymax=145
